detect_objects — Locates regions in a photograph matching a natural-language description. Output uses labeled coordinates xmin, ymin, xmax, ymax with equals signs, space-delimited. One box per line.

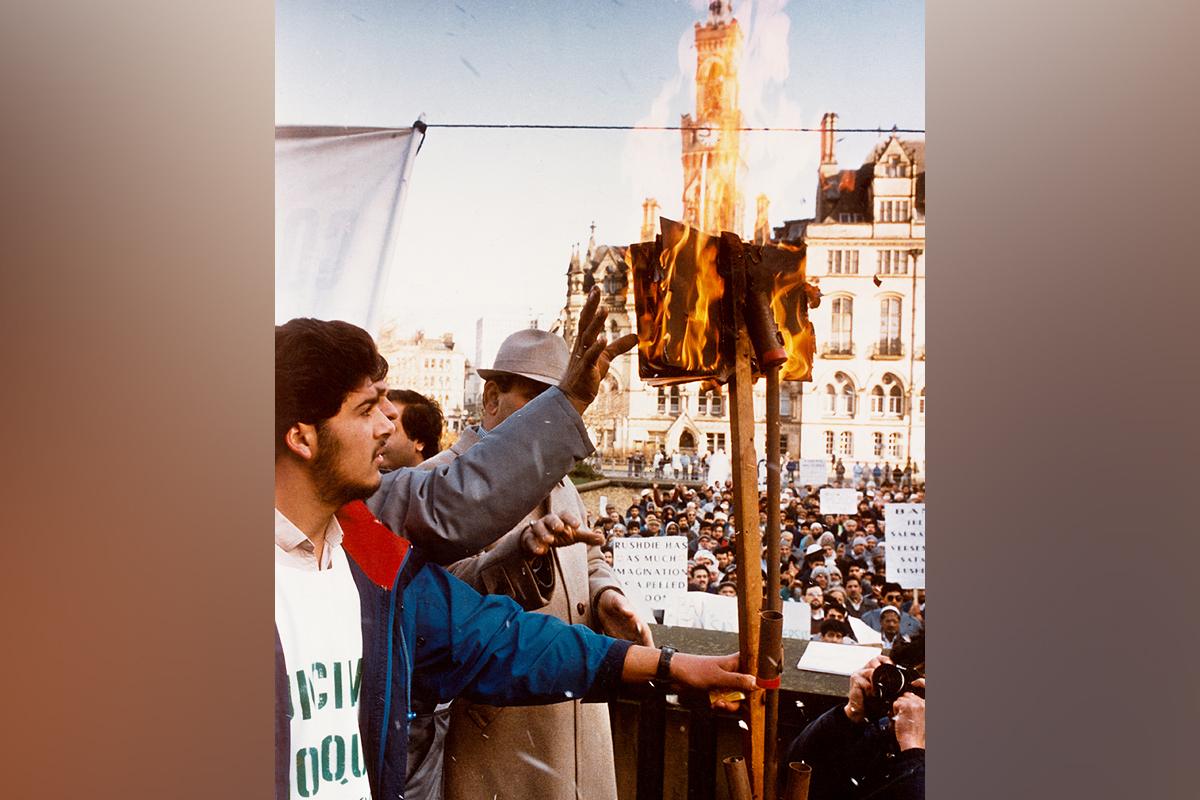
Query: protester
xmin=275 ymin=294 xmax=756 ymax=800
xmin=417 ymin=327 xmax=653 ymax=800
xmin=378 ymin=388 xmax=443 ymax=470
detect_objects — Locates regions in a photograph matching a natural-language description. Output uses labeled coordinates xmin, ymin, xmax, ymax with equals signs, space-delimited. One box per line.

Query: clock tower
xmin=680 ymin=1 xmax=743 ymax=236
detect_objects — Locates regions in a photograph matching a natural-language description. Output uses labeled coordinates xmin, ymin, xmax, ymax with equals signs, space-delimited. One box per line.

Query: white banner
xmin=611 ymin=536 xmax=688 ymax=611
xmin=819 ymin=488 xmax=860 ymax=515
xmin=661 ymin=592 xmax=816 ymax=642
xmin=797 ymin=458 xmax=828 ymax=487
xmin=884 ymin=503 xmax=926 ymax=589
xmin=275 ymin=124 xmax=425 ymax=331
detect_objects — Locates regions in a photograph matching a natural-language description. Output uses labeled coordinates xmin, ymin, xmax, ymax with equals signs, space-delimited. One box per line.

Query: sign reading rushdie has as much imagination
xmin=611 ymin=536 xmax=688 ymax=612
xmin=883 ymin=503 xmax=926 ymax=589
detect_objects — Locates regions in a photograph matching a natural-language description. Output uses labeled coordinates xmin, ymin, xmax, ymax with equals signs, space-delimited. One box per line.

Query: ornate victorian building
xmin=558 ymin=4 xmax=926 ymax=476
xmin=774 ymin=115 xmax=926 ymax=474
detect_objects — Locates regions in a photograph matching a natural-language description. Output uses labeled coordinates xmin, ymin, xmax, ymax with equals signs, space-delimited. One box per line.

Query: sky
xmin=276 ymin=0 xmax=925 ymax=354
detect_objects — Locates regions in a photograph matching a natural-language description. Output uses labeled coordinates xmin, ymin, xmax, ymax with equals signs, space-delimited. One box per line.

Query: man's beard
xmin=311 ymin=424 xmax=380 ymax=507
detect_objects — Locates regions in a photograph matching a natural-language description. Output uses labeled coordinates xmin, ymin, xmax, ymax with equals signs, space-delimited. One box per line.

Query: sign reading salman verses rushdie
xmin=611 ymin=536 xmax=688 ymax=612
xmin=884 ymin=503 xmax=926 ymax=589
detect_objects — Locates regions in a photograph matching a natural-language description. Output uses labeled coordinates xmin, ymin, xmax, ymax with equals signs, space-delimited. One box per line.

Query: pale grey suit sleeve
xmin=366 ymin=387 xmax=595 ymax=565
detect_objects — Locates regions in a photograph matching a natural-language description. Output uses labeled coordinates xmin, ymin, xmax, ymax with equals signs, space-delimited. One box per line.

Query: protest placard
xmin=884 ymin=503 xmax=925 ymax=589
xmin=819 ymin=488 xmax=860 ymax=515
xmin=797 ymin=458 xmax=828 ymax=487
xmin=611 ymin=536 xmax=688 ymax=611
xmin=797 ymin=642 xmax=880 ymax=676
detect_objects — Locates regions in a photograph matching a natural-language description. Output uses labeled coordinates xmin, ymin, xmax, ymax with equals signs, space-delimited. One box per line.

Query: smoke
xmin=622 ymin=0 xmax=818 ymax=237
xmin=620 ymin=28 xmax=693 ymax=234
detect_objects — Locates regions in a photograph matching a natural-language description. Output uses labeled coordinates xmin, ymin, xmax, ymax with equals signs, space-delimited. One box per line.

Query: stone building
xmin=774 ymin=114 xmax=926 ymax=476
xmin=375 ymin=325 xmax=470 ymax=434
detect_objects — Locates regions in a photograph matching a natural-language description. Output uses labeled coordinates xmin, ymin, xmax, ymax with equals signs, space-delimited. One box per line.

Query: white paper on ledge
xmin=797 ymin=642 xmax=880 ymax=676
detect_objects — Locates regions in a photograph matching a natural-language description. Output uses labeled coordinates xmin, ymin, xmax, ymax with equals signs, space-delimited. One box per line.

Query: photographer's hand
xmin=844 ymin=656 xmax=890 ymax=724
xmin=891 ymin=678 xmax=926 ymax=751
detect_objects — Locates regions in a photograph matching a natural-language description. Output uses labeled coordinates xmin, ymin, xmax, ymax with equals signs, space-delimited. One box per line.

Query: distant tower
xmin=680 ymin=0 xmax=743 ymax=236
xmin=754 ymin=194 xmax=770 ymax=244
xmin=819 ymin=112 xmax=839 ymax=177
xmin=816 ymin=111 xmax=840 ymax=221
xmin=640 ymin=198 xmax=661 ymax=242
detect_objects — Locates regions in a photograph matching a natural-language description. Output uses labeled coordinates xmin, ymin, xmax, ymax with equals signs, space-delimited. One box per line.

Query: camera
xmin=864 ymin=663 xmax=924 ymax=721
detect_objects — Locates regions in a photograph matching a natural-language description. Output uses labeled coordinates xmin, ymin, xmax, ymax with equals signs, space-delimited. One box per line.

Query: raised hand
xmin=559 ymin=287 xmax=639 ymax=414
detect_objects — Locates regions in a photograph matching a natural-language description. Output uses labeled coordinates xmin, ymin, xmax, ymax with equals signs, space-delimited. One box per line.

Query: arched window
xmin=780 ymin=392 xmax=792 ymax=417
xmin=888 ymin=385 xmax=904 ymax=417
xmin=888 ymin=433 xmax=904 ymax=458
xmin=669 ymin=386 xmax=682 ymax=415
xmin=827 ymin=372 xmax=855 ymax=417
xmin=840 ymin=382 xmax=857 ymax=417
xmin=699 ymin=389 xmax=724 ymax=416
xmin=830 ymin=297 xmax=853 ymax=354
xmin=870 ymin=386 xmax=885 ymax=416
xmin=873 ymin=432 xmax=884 ymax=456
xmin=824 ymin=431 xmax=835 ymax=455
xmin=874 ymin=374 xmax=904 ymax=418
xmin=879 ymin=297 xmax=902 ymax=356
xmin=838 ymin=431 xmax=854 ymax=456
xmin=657 ymin=387 xmax=667 ymax=415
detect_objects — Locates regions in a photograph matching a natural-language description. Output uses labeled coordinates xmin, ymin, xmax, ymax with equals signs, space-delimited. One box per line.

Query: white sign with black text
xmin=611 ymin=536 xmax=688 ymax=611
xmin=883 ymin=503 xmax=925 ymax=589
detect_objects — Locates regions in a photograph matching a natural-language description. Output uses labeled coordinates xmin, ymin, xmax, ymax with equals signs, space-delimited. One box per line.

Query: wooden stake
xmin=728 ymin=323 xmax=765 ymax=798
xmin=763 ymin=364 xmax=782 ymax=800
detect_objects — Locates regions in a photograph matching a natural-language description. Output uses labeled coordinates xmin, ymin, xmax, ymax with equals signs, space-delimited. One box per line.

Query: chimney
xmin=819 ymin=112 xmax=838 ymax=174
xmin=641 ymin=198 xmax=660 ymax=242
xmin=754 ymin=194 xmax=770 ymax=245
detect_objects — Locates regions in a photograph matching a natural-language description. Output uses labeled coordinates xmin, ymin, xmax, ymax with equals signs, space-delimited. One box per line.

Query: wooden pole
xmin=728 ymin=322 xmax=765 ymax=798
xmin=763 ymin=364 xmax=782 ymax=800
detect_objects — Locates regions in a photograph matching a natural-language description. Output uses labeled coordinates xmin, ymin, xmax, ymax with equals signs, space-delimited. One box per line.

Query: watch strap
xmin=655 ymin=645 xmax=676 ymax=683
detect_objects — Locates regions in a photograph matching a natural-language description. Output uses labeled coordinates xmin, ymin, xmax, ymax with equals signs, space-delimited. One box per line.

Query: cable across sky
xmin=423 ymin=123 xmax=925 ymax=134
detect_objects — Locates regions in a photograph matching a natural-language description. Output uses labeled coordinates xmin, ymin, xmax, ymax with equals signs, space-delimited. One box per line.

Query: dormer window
xmin=884 ymin=155 xmax=907 ymax=178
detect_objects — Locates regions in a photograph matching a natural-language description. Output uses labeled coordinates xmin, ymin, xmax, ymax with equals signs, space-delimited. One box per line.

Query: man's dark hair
xmin=819 ymin=617 xmax=852 ymax=637
xmin=386 ymin=388 xmax=444 ymax=458
xmin=275 ymin=319 xmax=387 ymax=454
xmin=714 ymin=544 xmax=733 ymax=556
xmin=882 ymin=582 xmax=903 ymax=596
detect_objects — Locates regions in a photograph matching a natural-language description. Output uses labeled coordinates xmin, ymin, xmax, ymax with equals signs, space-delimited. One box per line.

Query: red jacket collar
xmin=336 ymin=500 xmax=410 ymax=589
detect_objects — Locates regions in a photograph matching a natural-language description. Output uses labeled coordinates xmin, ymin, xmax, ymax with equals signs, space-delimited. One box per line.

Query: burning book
xmin=630 ymin=217 xmax=819 ymax=386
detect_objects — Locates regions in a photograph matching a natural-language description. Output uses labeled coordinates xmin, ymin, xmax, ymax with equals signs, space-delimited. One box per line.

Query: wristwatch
xmin=656 ymin=645 xmax=676 ymax=683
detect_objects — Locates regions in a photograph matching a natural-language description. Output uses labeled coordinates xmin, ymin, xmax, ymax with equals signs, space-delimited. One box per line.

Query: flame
xmin=633 ymin=220 xmax=727 ymax=382
xmin=770 ymin=251 xmax=817 ymax=382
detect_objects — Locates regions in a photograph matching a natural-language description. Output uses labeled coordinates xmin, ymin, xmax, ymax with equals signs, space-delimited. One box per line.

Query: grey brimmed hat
xmin=477 ymin=329 xmax=569 ymax=386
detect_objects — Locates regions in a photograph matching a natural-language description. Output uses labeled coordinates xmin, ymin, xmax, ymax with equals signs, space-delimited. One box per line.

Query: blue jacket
xmin=275 ymin=501 xmax=632 ymax=800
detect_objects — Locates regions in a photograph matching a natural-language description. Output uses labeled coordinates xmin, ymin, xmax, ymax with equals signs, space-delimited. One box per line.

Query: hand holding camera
xmin=843 ymin=656 xmax=926 ymax=728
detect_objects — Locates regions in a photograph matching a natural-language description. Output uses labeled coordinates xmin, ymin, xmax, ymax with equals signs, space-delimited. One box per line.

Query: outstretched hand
xmin=520 ymin=511 xmax=606 ymax=557
xmin=559 ymin=287 xmax=639 ymax=414
xmin=596 ymin=590 xmax=655 ymax=646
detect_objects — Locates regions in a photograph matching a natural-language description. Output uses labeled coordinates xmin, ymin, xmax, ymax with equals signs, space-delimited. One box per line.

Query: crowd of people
xmin=275 ymin=286 xmax=926 ymax=800
xmin=595 ymin=477 xmax=926 ymax=647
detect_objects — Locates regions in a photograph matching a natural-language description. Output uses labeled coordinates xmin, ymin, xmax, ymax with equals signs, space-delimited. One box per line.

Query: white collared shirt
xmin=275 ymin=509 xmax=344 ymax=571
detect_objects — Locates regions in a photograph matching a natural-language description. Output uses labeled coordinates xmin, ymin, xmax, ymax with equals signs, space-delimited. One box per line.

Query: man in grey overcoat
xmin=428 ymin=328 xmax=654 ymax=800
